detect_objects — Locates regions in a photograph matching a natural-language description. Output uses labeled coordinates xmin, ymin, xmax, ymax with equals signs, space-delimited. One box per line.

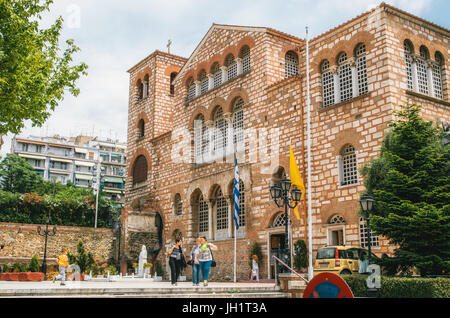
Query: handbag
xmin=180 ymin=247 xmax=187 ymax=268
xmin=210 ymin=248 xmax=217 ymax=267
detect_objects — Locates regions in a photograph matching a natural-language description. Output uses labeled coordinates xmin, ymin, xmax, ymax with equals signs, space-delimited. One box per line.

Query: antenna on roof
xmin=167 ymin=39 xmax=172 ymax=54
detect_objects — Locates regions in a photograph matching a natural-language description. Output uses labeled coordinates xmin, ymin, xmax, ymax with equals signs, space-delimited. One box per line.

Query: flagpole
xmin=306 ymin=26 xmax=314 ymax=280
xmin=234 ymin=229 xmax=237 ymax=283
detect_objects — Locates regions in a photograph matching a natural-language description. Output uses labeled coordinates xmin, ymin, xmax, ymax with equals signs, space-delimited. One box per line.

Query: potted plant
xmin=67 ymin=240 xmax=95 ymax=281
xmin=132 ymin=262 xmax=138 ymax=275
xmin=143 ymin=262 xmax=152 ymax=277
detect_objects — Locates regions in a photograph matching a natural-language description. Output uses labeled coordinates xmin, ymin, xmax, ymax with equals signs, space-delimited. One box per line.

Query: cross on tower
xmin=167 ymin=39 xmax=172 ymax=54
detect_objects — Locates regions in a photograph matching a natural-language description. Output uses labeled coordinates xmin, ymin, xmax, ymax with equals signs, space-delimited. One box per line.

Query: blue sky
xmin=1 ymin=0 xmax=448 ymax=157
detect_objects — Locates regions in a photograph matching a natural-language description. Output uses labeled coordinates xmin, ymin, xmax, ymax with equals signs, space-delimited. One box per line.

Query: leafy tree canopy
xmin=0 ymin=153 xmax=43 ymax=193
xmin=0 ymin=0 xmax=88 ymax=134
xmin=361 ymin=104 xmax=450 ymax=276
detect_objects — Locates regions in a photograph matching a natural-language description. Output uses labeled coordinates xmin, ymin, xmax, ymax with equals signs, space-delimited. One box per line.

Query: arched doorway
xmin=267 ymin=212 xmax=292 ymax=279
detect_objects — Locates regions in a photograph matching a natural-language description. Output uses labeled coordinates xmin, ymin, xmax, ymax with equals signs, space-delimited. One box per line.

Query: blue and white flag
xmin=233 ymin=156 xmax=240 ymax=229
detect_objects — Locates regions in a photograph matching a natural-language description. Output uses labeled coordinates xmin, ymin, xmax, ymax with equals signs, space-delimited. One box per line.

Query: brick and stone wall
xmin=0 ymin=222 xmax=114 ymax=265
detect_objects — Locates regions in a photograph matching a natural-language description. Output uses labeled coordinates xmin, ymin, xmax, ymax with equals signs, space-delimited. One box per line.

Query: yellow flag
xmin=290 ymin=145 xmax=305 ymax=220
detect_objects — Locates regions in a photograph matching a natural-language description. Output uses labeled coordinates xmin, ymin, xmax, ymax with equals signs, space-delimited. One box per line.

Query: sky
xmin=1 ymin=0 xmax=448 ymax=158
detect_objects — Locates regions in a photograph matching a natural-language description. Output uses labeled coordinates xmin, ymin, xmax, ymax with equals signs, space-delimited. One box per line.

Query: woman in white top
xmin=196 ymin=236 xmax=218 ymax=287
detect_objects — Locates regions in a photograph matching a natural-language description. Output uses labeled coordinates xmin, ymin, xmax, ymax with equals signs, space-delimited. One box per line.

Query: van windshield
xmin=317 ymin=248 xmax=336 ymax=259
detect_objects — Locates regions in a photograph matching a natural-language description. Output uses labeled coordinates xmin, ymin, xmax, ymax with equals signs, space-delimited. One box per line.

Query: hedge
xmin=343 ymin=275 xmax=450 ymax=298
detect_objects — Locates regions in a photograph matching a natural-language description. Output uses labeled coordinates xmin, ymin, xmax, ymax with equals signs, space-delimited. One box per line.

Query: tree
xmin=293 ymin=240 xmax=308 ymax=271
xmin=0 ymin=0 xmax=88 ymax=134
xmin=361 ymin=104 xmax=450 ymax=276
xmin=67 ymin=240 xmax=95 ymax=274
xmin=0 ymin=154 xmax=43 ymax=193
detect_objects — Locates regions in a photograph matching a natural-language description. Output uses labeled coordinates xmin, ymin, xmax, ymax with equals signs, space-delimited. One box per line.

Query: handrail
xmin=272 ymin=255 xmax=309 ymax=285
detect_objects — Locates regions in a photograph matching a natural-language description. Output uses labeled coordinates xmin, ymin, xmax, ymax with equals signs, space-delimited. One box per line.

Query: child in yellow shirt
xmin=53 ymin=248 xmax=69 ymax=286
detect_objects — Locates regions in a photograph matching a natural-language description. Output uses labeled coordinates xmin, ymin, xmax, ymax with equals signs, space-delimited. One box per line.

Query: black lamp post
xmin=113 ymin=220 xmax=122 ymax=274
xmin=37 ymin=211 xmax=57 ymax=281
xmin=270 ymin=178 xmax=302 ymax=279
xmin=359 ymin=194 xmax=375 ymax=265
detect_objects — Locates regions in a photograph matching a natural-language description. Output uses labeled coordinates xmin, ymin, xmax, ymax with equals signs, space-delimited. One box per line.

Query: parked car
xmin=313 ymin=245 xmax=379 ymax=276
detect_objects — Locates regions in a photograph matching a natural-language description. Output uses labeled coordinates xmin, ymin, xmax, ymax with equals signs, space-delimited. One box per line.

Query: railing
xmin=272 ymin=255 xmax=309 ymax=287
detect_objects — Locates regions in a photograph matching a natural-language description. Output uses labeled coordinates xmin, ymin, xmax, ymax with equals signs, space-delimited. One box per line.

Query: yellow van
xmin=314 ymin=246 xmax=377 ymax=275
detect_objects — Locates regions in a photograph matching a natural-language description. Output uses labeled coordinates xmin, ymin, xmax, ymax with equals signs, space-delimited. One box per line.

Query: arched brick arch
xmin=330 ymin=127 xmax=362 ymax=155
xmin=311 ymin=31 xmax=375 ymax=70
xmin=164 ymin=65 xmax=182 ymax=77
xmin=207 ymin=55 xmax=223 ymax=73
xmin=225 ymin=87 xmax=250 ymax=113
xmin=134 ymin=67 xmax=152 ymax=86
xmin=237 ymin=36 xmax=256 ymax=51
xmin=195 ymin=62 xmax=209 ymax=79
xmin=189 ymin=105 xmax=209 ymax=127
xmin=221 ymin=46 xmax=239 ymax=65
xmin=281 ymin=46 xmax=301 ymax=60
xmin=208 ymin=97 xmax=227 ymax=120
xmin=127 ymin=147 xmax=152 ymax=182
xmin=182 ymin=69 xmax=196 ymax=87
xmin=135 ymin=111 xmax=150 ymax=127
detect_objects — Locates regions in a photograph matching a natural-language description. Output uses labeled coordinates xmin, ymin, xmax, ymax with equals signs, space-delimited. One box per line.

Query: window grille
xmin=174 ymin=193 xmax=182 ymax=216
xmin=285 ymin=51 xmax=299 ymax=78
xmin=356 ymin=44 xmax=368 ymax=95
xmin=198 ymin=195 xmax=209 ymax=233
xmin=416 ymin=48 xmax=429 ymax=95
xmin=226 ymin=55 xmax=237 ymax=80
xmin=321 ymin=60 xmax=335 ymax=108
xmin=404 ymin=42 xmax=414 ymax=90
xmin=187 ymin=79 xmax=196 ymax=101
xmin=194 ymin=115 xmax=204 ymax=164
xmin=232 ymin=98 xmax=244 ymax=148
xmin=433 ymin=54 xmax=443 ymax=99
xmin=359 ymin=218 xmax=379 ymax=248
xmin=338 ymin=53 xmax=353 ymax=102
xmin=199 ymin=71 xmax=208 ymax=95
xmin=329 ymin=215 xmax=345 ymax=224
xmin=241 ymin=46 xmax=251 ymax=73
xmin=341 ymin=144 xmax=358 ymax=186
xmin=212 ymin=63 xmax=222 ymax=88
xmin=216 ymin=189 xmax=228 ymax=230
xmin=213 ymin=107 xmax=227 ymax=157
xmin=238 ymin=180 xmax=245 ymax=227
xmin=271 ymin=213 xmax=291 ymax=228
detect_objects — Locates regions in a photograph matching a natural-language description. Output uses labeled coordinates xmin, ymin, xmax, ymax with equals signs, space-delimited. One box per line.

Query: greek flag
xmin=233 ymin=156 xmax=240 ymax=229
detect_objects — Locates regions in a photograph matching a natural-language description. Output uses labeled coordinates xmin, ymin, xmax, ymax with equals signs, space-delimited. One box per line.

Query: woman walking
xmin=189 ymin=238 xmax=201 ymax=286
xmin=197 ymin=237 xmax=218 ymax=287
xmin=168 ymin=238 xmax=183 ymax=286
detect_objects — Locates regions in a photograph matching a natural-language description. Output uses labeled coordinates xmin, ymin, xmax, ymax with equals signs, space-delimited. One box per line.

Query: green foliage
xmin=360 ymin=104 xmax=450 ymax=276
xmin=343 ymin=275 xmax=450 ymax=298
xmin=0 ymin=0 xmax=88 ymax=134
xmin=0 ymin=154 xmax=44 ymax=193
xmin=293 ymin=240 xmax=308 ymax=271
xmin=105 ymin=265 xmax=118 ymax=275
xmin=28 ymin=255 xmax=40 ymax=272
xmin=12 ymin=262 xmax=28 ymax=272
xmin=155 ymin=261 xmax=165 ymax=276
xmin=248 ymin=242 xmax=263 ymax=269
xmin=67 ymin=241 xmax=94 ymax=274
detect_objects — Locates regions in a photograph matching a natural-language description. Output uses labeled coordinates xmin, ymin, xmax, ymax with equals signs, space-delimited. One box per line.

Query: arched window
xmin=225 ymin=54 xmax=237 ymax=81
xmin=211 ymin=62 xmax=222 ymax=88
xmin=198 ymin=194 xmax=209 ymax=233
xmin=213 ymin=106 xmax=228 ymax=158
xmin=285 ymin=51 xmax=299 ymax=78
xmin=174 ymin=193 xmax=182 ymax=216
xmin=232 ymin=97 xmax=244 ymax=149
xmin=433 ymin=52 xmax=444 ymax=99
xmin=355 ymin=44 xmax=368 ymax=95
xmin=215 ymin=188 xmax=228 ymax=231
xmin=404 ymin=40 xmax=414 ymax=90
xmin=240 ymin=46 xmax=251 ymax=73
xmin=198 ymin=70 xmax=208 ymax=95
xmin=321 ymin=60 xmax=335 ymax=108
xmin=143 ymin=74 xmax=149 ymax=98
xmin=338 ymin=52 xmax=353 ymax=102
xmin=137 ymin=79 xmax=143 ymax=100
xmin=186 ymin=77 xmax=196 ymax=101
xmin=271 ymin=212 xmax=291 ymax=228
xmin=132 ymin=155 xmax=148 ymax=184
xmin=339 ymin=144 xmax=358 ymax=186
xmin=416 ymin=46 xmax=429 ymax=95
xmin=170 ymin=72 xmax=177 ymax=95
xmin=193 ymin=114 xmax=207 ymax=164
xmin=138 ymin=119 xmax=145 ymax=138
xmin=329 ymin=215 xmax=345 ymax=224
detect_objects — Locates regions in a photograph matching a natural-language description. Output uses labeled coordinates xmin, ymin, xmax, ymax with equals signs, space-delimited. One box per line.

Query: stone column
xmin=221 ymin=66 xmax=228 ymax=83
xmin=207 ymin=74 xmax=214 ymax=90
xmin=331 ymin=65 xmax=341 ymax=104
xmin=349 ymin=57 xmax=359 ymax=98
xmin=195 ymin=80 xmax=201 ymax=97
xmin=411 ymin=55 xmax=419 ymax=92
xmin=236 ymin=58 xmax=243 ymax=76
xmin=208 ymin=199 xmax=215 ymax=241
xmin=426 ymin=60 xmax=435 ymax=97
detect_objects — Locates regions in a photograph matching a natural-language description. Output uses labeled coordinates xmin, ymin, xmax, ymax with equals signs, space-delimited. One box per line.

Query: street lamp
xmin=359 ymin=194 xmax=375 ymax=264
xmin=37 ymin=212 xmax=57 ymax=281
xmin=270 ymin=177 xmax=302 ymax=280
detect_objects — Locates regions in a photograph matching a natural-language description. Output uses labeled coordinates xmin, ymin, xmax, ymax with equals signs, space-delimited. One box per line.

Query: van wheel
xmin=340 ymin=270 xmax=351 ymax=275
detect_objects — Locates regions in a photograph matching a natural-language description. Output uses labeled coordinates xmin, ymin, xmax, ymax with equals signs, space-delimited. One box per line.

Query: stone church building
xmin=122 ymin=3 xmax=450 ymax=280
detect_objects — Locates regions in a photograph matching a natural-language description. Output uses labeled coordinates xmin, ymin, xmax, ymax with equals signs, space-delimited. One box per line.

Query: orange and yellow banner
xmin=290 ymin=145 xmax=305 ymax=220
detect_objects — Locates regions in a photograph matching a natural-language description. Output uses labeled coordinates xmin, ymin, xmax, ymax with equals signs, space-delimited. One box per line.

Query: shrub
xmin=105 ymin=265 xmax=118 ymax=275
xmin=155 ymin=261 xmax=165 ymax=276
xmin=343 ymin=275 xmax=450 ymax=298
xmin=293 ymin=240 xmax=308 ymax=271
xmin=12 ymin=262 xmax=28 ymax=273
xmin=28 ymin=255 xmax=40 ymax=272
xmin=67 ymin=241 xmax=95 ymax=273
